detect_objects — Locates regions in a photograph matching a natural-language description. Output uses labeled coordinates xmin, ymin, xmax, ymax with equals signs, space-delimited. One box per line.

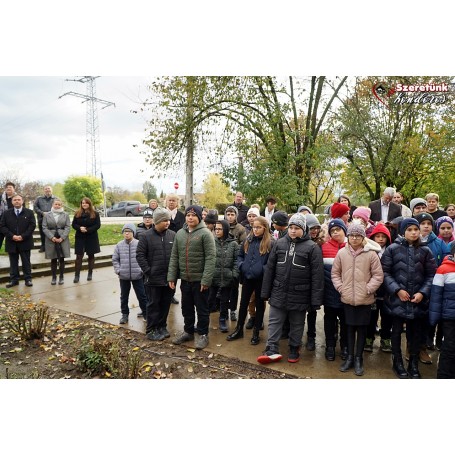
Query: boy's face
xmin=186 ymin=212 xmax=199 ymax=228
xmin=426 ymin=198 xmax=438 ymax=212
xmin=225 ymin=211 xmax=236 ymax=224
xmin=404 ymin=225 xmax=420 ymax=242
xmin=329 ymin=226 xmax=345 ymax=244
xmin=309 ymin=226 xmax=321 ymax=239
xmin=288 ymin=225 xmax=303 ymax=239
xmin=214 ymin=223 xmax=224 ymax=239
xmin=123 ymin=230 xmax=134 ymax=240
xmin=372 ymin=232 xmax=388 ymax=248
xmin=154 ymin=219 xmax=170 ymax=233
xmin=143 ymin=216 xmax=153 ymax=227
xmin=439 ymin=222 xmax=453 ymax=240
xmin=419 ymin=220 xmax=433 ymax=237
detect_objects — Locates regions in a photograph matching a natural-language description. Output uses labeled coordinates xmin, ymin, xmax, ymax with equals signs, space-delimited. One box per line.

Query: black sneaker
xmin=325 ymin=346 xmax=336 ymax=361
xmin=245 ymin=317 xmax=255 ymax=329
xmin=119 ymin=314 xmax=129 ymax=324
xmin=288 ymin=346 xmax=300 ymax=363
xmin=306 ymin=337 xmax=316 ymax=351
xmin=5 ymin=281 xmax=19 ymax=288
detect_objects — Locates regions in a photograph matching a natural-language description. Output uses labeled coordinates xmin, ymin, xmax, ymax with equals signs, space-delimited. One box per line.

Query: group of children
xmin=111 ymin=198 xmax=455 ymax=379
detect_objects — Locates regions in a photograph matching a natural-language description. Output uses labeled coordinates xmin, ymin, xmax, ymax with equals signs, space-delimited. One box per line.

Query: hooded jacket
xmin=381 ymin=237 xmax=437 ymax=319
xmin=429 ymin=255 xmax=455 ymax=325
xmin=212 ymin=220 xmax=240 ymax=288
xmin=167 ymin=220 xmax=216 ymax=286
xmin=112 ymin=237 xmax=143 ymax=281
xmin=261 ymin=232 xmax=324 ymax=311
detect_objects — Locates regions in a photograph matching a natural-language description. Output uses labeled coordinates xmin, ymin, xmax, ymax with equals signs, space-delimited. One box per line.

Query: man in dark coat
xmin=0 ymin=194 xmax=36 ymax=287
xmin=0 ymin=181 xmax=16 ymax=250
xmin=232 ymin=191 xmax=249 ymax=224
xmin=34 ymin=185 xmax=56 ymax=252
xmin=369 ymin=187 xmax=402 ymax=223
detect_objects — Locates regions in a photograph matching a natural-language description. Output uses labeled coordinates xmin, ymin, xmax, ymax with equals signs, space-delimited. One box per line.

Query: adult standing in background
xmin=0 ymin=181 xmax=16 ymax=250
xmin=425 ymin=193 xmax=447 ymax=220
xmin=261 ymin=196 xmax=278 ymax=227
xmin=34 ymin=185 xmax=56 ymax=252
xmin=148 ymin=198 xmax=159 ymax=212
xmin=0 ymin=194 xmax=36 ymax=287
xmin=369 ymin=187 xmax=402 ymax=223
xmin=71 ymin=197 xmax=101 ymax=283
xmin=42 ymin=198 xmax=71 ymax=285
xmin=165 ymin=193 xmax=185 ymax=233
xmin=392 ymin=191 xmax=412 ymax=217
xmin=232 ymin=191 xmax=250 ymax=225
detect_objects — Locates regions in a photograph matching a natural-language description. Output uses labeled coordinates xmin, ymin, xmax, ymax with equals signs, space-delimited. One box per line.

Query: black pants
xmin=367 ymin=299 xmax=392 ymax=340
xmin=323 ymin=306 xmax=347 ymax=349
xmin=180 ymin=280 xmax=210 ymax=335
xmin=437 ymin=320 xmax=455 ymax=379
xmin=229 ymin=277 xmax=239 ymax=312
xmin=391 ymin=316 xmax=423 ymax=356
xmin=208 ymin=286 xmax=231 ymax=321
xmin=9 ymin=250 xmax=32 ymax=281
xmin=145 ymin=285 xmax=174 ymax=333
xmin=307 ymin=308 xmax=317 ymax=338
xmin=237 ymin=278 xmax=265 ymax=331
xmin=347 ymin=324 xmax=367 ymax=357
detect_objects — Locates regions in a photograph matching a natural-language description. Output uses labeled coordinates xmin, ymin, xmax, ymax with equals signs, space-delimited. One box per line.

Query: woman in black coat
xmin=71 ymin=197 xmax=101 ymax=283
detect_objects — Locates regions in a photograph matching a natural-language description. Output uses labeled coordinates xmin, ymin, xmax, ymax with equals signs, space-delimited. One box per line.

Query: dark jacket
xmin=369 ymin=199 xmax=402 ymax=223
xmin=0 ymin=207 xmax=36 ymax=252
xmin=261 ymin=233 xmax=324 ymax=311
xmin=136 ymin=227 xmax=175 ymax=286
xmin=238 ymin=235 xmax=274 ymax=281
xmin=422 ymin=231 xmax=450 ymax=267
xmin=72 ymin=211 xmax=101 ymax=255
xmin=167 ymin=221 xmax=216 ymax=286
xmin=321 ymin=238 xmax=346 ymax=309
xmin=34 ymin=195 xmax=57 ymax=222
xmin=429 ymin=255 xmax=455 ymax=325
xmin=135 ymin=222 xmax=152 ymax=240
xmin=233 ymin=202 xmax=249 ymax=224
xmin=381 ymin=237 xmax=437 ymax=319
xmin=169 ymin=210 xmax=185 ymax=233
xmin=212 ymin=236 xmax=240 ymax=288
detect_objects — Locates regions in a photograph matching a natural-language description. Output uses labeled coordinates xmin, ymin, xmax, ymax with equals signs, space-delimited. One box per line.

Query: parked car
xmin=106 ymin=201 xmax=148 ymax=217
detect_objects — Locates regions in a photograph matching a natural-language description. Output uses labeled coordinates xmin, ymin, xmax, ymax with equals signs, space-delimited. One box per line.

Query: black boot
xmin=408 ymin=355 xmax=421 ymax=379
xmin=354 ymin=356 xmax=364 ymax=376
xmin=325 ymin=346 xmax=336 ymax=361
xmin=339 ymin=355 xmax=354 ymax=372
xmin=59 ymin=260 xmax=65 ymax=285
xmin=87 ymin=256 xmax=95 ymax=281
xmin=250 ymin=328 xmax=260 ymax=345
xmin=73 ymin=274 xmax=80 ymax=283
xmin=51 ymin=259 xmax=57 ymax=285
xmin=340 ymin=346 xmax=349 ymax=360
xmin=245 ymin=317 xmax=255 ymax=329
xmin=51 ymin=274 xmax=57 ymax=285
xmin=87 ymin=270 xmax=93 ymax=281
xmin=392 ymin=355 xmax=408 ymax=379
xmin=74 ymin=255 xmax=82 ymax=283
xmin=227 ymin=325 xmax=244 ymax=341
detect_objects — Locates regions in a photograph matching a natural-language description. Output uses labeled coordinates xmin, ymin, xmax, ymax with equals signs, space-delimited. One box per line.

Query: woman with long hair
xmin=71 ymin=197 xmax=101 ymax=283
xmin=42 ymin=198 xmax=71 ymax=285
xmin=227 ymin=216 xmax=274 ymax=345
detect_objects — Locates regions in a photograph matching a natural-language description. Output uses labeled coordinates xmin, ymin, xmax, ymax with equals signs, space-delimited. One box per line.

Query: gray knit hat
xmin=297 ymin=205 xmax=313 ymax=214
xmin=410 ymin=198 xmax=427 ymax=214
xmin=347 ymin=223 xmax=366 ymax=238
xmin=288 ymin=213 xmax=307 ymax=232
xmin=305 ymin=214 xmax=321 ymax=229
xmin=122 ymin=223 xmax=136 ymax=234
xmin=225 ymin=205 xmax=239 ymax=218
xmin=153 ymin=207 xmax=171 ymax=225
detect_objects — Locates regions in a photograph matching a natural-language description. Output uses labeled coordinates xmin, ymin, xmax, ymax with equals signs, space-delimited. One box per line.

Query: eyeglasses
xmin=214 ymin=228 xmax=223 ymax=231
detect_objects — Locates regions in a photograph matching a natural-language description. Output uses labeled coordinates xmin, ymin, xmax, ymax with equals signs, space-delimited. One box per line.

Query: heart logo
xmin=372 ymin=82 xmax=395 ymax=108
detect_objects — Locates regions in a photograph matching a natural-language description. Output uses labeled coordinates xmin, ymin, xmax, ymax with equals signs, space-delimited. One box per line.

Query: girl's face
xmin=247 ymin=213 xmax=257 ymax=226
xmin=339 ymin=197 xmax=349 ymax=206
xmin=404 ymin=225 xmax=420 ymax=243
xmin=288 ymin=224 xmax=303 ymax=239
xmin=202 ymin=210 xmax=208 ymax=220
xmin=372 ymin=232 xmax=388 ymax=248
xmin=348 ymin=234 xmax=364 ymax=250
xmin=329 ymin=226 xmax=345 ymax=244
xmin=309 ymin=226 xmax=321 ymax=239
xmin=252 ymin=221 xmax=266 ymax=237
xmin=81 ymin=200 xmax=90 ymax=210
xmin=446 ymin=205 xmax=455 ymax=218
xmin=419 ymin=220 xmax=433 ymax=237
xmin=214 ymin=223 xmax=224 ymax=239
xmin=439 ymin=222 xmax=453 ymax=240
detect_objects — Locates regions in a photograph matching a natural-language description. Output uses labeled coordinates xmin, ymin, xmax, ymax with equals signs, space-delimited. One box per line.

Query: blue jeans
xmin=180 ymin=280 xmax=210 ymax=335
xmin=119 ymin=278 xmax=148 ymax=316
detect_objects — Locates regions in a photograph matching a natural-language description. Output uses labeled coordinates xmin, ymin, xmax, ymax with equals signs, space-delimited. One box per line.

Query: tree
xmin=142 ymin=181 xmax=158 ymax=201
xmin=63 ymin=175 xmax=103 ymax=208
xmin=199 ymin=174 xmax=232 ymax=208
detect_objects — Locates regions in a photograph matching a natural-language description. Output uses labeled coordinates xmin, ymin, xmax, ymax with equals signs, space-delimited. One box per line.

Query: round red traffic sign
xmin=174 ymin=182 xmax=179 ymax=190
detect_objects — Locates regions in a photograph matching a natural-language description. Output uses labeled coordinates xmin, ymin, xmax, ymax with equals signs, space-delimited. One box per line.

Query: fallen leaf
xmin=164 ymin=363 xmax=169 ymax=369
xmin=187 ymin=366 xmax=193 ymax=373
xmin=216 ymin=344 xmax=222 ymax=347
xmin=187 ymin=348 xmax=195 ymax=353
xmin=132 ymin=347 xmax=140 ymax=351
xmin=208 ymin=353 xmax=214 ymax=359
xmin=105 ymin=371 xmax=111 ymax=377
xmin=142 ymin=361 xmax=154 ymax=368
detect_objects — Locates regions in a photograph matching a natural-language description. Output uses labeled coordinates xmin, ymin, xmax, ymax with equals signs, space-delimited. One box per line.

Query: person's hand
xmin=410 ymin=292 xmax=423 ymax=304
xmin=200 ymin=284 xmax=209 ymax=292
xmin=80 ymin=226 xmax=87 ymax=233
xmin=169 ymin=281 xmax=175 ymax=290
xmin=397 ymin=290 xmax=410 ymax=301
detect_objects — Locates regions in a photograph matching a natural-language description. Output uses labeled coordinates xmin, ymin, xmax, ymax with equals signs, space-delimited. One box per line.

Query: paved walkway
xmin=2 ymin=263 xmax=440 ymax=379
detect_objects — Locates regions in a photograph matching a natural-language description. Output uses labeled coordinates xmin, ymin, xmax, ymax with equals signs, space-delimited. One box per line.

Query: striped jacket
xmin=429 ymin=255 xmax=455 ymax=325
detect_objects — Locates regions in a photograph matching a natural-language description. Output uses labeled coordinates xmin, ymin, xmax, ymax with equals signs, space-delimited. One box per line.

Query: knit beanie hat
xmin=271 ymin=210 xmax=289 ymax=227
xmin=399 ymin=217 xmax=420 ymax=236
xmin=185 ymin=205 xmax=203 ymax=222
xmin=435 ymin=216 xmax=454 ymax=235
xmin=305 ymin=214 xmax=321 ymax=229
xmin=122 ymin=223 xmax=136 ymax=234
xmin=153 ymin=207 xmax=171 ymax=225
xmin=347 ymin=223 xmax=366 ymax=238
xmin=142 ymin=208 xmax=154 ymax=218
xmin=297 ymin=205 xmax=313 ymax=214
xmin=330 ymin=202 xmax=350 ymax=219
xmin=410 ymin=198 xmax=427 ymax=213
xmin=352 ymin=206 xmax=372 ymax=224
xmin=247 ymin=207 xmax=260 ymax=217
xmin=204 ymin=210 xmax=218 ymax=224
xmin=225 ymin=205 xmax=239 ymax=218
xmin=414 ymin=212 xmax=434 ymax=229
xmin=288 ymin=213 xmax=307 ymax=232
xmin=328 ymin=219 xmax=347 ymax=236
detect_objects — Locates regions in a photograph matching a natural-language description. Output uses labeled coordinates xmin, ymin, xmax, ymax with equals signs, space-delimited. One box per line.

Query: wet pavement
xmin=4 ymin=260 xmax=440 ymax=379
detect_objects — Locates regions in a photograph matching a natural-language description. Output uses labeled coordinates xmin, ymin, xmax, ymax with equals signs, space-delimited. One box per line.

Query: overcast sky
xmin=0 ymin=76 xmax=189 ymax=193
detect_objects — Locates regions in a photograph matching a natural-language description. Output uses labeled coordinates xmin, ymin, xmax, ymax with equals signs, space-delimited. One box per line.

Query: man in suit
xmin=369 ymin=187 xmax=402 ymax=223
xmin=0 ymin=181 xmax=16 ymax=250
xmin=0 ymin=194 xmax=36 ymax=287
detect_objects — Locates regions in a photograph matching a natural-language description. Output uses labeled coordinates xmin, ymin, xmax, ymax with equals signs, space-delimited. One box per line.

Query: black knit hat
xmin=271 ymin=211 xmax=289 ymax=227
xmin=185 ymin=205 xmax=203 ymax=222
xmin=204 ymin=211 xmax=218 ymax=224
xmin=414 ymin=212 xmax=434 ymax=229
xmin=400 ymin=217 xmax=420 ymax=236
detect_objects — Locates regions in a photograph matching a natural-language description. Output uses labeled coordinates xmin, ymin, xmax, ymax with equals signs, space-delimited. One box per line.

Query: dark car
xmin=106 ymin=201 xmax=148 ymax=217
